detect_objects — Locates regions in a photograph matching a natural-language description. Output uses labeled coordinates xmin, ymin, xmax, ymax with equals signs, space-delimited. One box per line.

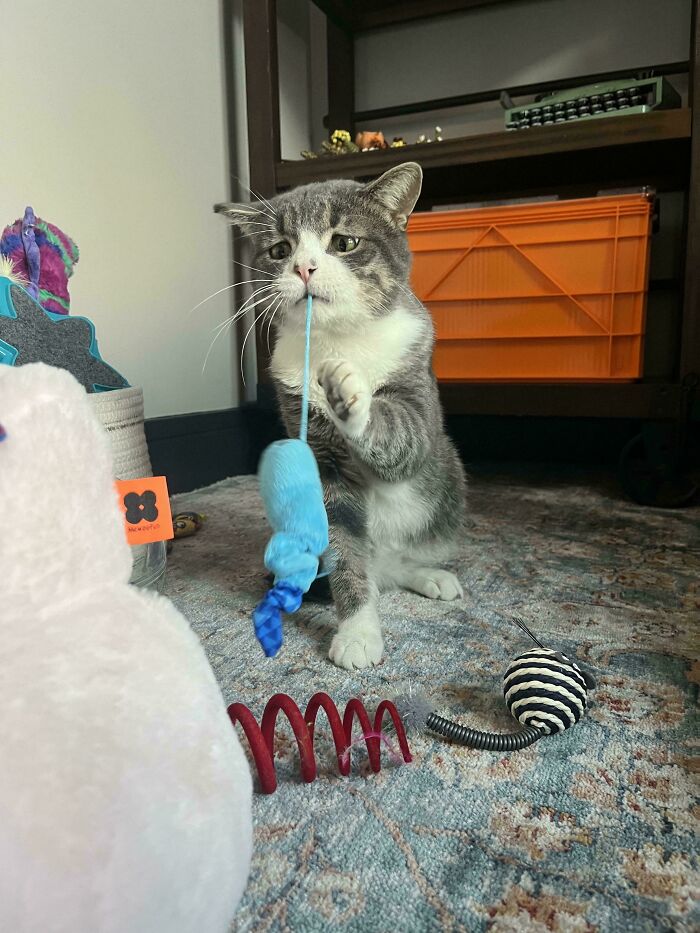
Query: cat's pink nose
xmin=294 ymin=263 xmax=316 ymax=284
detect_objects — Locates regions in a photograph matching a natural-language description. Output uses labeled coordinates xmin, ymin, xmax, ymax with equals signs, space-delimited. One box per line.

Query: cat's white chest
xmin=271 ymin=307 xmax=423 ymax=408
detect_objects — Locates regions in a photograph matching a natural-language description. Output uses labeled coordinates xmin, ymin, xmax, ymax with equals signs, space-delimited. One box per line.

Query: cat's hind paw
xmin=403 ymin=568 xmax=463 ymax=601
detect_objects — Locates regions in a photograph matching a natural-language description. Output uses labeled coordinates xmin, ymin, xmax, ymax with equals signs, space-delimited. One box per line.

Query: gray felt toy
xmin=0 ymin=276 xmax=128 ymax=392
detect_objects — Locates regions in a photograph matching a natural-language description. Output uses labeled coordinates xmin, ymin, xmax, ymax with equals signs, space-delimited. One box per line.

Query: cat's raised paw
xmin=404 ymin=568 xmax=464 ymax=601
xmin=329 ymin=613 xmax=384 ymax=670
xmin=318 ymin=359 xmax=370 ymax=436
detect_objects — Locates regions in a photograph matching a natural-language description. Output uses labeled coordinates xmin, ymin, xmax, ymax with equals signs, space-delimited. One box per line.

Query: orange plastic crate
xmin=407 ymin=194 xmax=653 ymax=381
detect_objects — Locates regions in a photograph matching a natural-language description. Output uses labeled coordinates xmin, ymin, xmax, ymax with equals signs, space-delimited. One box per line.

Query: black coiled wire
xmin=426 ymin=712 xmax=545 ymax=750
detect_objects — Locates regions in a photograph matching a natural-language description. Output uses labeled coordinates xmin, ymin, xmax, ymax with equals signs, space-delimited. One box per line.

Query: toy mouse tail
xmin=252 ymin=581 xmax=304 ymax=658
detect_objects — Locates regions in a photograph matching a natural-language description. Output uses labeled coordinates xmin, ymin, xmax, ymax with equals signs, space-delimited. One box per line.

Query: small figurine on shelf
xmin=416 ymin=126 xmax=444 ymax=144
xmin=391 ymin=137 xmax=406 ymax=147
xmin=301 ymin=129 xmax=359 ymax=160
xmin=324 ymin=129 xmax=359 ymax=154
xmin=355 ymin=131 xmax=389 ymax=151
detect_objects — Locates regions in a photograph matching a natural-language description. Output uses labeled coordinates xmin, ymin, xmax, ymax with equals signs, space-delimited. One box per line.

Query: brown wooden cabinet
xmin=231 ymin=0 xmax=699 ymax=425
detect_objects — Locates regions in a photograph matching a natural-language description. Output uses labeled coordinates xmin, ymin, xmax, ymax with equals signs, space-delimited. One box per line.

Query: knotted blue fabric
xmin=253 ymin=582 xmax=304 ymax=657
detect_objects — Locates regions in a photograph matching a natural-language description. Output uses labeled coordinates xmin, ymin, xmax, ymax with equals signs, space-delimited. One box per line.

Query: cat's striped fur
xmin=216 ymin=163 xmax=466 ymax=668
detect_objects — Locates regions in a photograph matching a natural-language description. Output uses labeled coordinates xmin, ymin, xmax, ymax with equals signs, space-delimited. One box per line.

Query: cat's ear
xmin=363 ymin=162 xmax=423 ymax=230
xmin=213 ymin=202 xmax=275 ymax=233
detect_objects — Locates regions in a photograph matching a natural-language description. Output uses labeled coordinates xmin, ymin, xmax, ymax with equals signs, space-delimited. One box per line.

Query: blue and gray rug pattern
xmin=166 ymin=466 xmax=699 ymax=932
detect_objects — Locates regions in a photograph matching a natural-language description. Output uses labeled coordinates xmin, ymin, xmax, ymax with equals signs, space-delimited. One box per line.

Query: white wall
xmin=227 ymin=0 xmax=316 ymax=399
xmin=278 ymin=0 xmax=314 ymax=159
xmin=1 ymin=0 xmax=237 ymax=418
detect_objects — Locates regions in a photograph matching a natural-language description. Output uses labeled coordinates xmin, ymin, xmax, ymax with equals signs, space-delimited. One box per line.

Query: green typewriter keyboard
xmin=504 ymin=75 xmax=680 ymax=131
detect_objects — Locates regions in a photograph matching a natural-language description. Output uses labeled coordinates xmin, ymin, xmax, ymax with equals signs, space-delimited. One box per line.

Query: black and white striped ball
xmin=503 ymin=648 xmax=589 ymax=735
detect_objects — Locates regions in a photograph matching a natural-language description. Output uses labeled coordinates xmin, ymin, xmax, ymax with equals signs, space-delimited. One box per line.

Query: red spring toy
xmin=227 ymin=692 xmax=412 ymax=794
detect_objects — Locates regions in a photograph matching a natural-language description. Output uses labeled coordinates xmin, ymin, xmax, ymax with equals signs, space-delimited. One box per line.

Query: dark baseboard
xmin=145 ymin=406 xmax=251 ymax=495
xmin=446 ymin=415 xmax=640 ymax=464
xmin=145 ymin=395 xmax=286 ymax=494
xmin=147 ymin=402 xmax=653 ymax=497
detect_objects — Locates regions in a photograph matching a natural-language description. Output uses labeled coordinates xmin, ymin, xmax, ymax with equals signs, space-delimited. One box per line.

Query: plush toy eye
xmin=269 ymin=241 xmax=291 ymax=260
xmin=331 ymin=234 xmax=360 ymax=253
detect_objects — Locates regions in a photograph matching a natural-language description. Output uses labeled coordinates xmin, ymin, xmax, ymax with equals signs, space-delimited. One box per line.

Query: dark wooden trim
xmin=312 ymin=0 xmax=528 ymax=32
xmin=277 ymin=109 xmax=691 ymax=187
xmin=356 ymin=0 xmax=529 ymax=31
xmin=241 ymin=0 xmax=280 ymax=384
xmin=242 ymin=0 xmax=280 ymax=197
xmin=310 ymin=0 xmax=354 ymax=31
xmin=681 ymin=0 xmax=700 ymax=378
xmin=438 ymin=382 xmax=684 ymax=420
xmin=221 ymin=0 xmax=245 ymax=401
xmin=348 ymin=61 xmax=688 ymax=125
xmin=326 ymin=18 xmax=355 ymax=135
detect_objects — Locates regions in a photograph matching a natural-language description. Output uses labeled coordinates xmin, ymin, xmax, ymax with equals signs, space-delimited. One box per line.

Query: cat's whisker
xmin=252 ymin=191 xmax=277 ymax=218
xmin=230 ymin=221 xmax=277 ymax=234
xmin=201 ymin=288 xmax=278 ymax=374
xmin=264 ymin=295 xmax=285 ymax=356
xmin=360 ymin=283 xmax=392 ymax=316
xmin=236 ymin=285 xmax=279 ymax=316
xmin=210 ymin=305 xmax=253 ymax=337
xmin=230 ymin=173 xmax=278 ymax=220
xmin=231 ymin=258 xmax=273 ymax=278
xmin=240 ymin=303 xmax=275 ymax=388
xmin=201 ymin=315 xmax=236 ymax=376
xmin=237 ymin=217 xmax=276 ymax=226
xmin=188 ymin=279 xmax=275 ymax=316
xmin=237 ymin=229 xmax=274 ymax=242
xmin=396 ymin=282 xmax=423 ymax=308
xmin=227 ymin=291 xmax=282 ymax=338
xmin=246 ymin=201 xmax=277 ymax=224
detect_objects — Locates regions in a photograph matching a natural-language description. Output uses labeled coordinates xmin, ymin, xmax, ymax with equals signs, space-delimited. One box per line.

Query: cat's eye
xmin=269 ymin=241 xmax=291 ymax=261
xmin=331 ymin=234 xmax=360 ymax=253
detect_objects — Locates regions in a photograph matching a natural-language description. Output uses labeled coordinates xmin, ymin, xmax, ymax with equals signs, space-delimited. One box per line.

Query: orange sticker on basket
xmin=115 ymin=476 xmax=174 ymax=545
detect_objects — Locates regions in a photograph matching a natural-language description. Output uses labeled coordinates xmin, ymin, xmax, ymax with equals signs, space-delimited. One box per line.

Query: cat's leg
xmin=325 ymin=483 xmax=383 ymax=670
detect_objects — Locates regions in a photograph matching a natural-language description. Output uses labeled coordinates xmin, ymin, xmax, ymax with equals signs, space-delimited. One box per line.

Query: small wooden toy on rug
xmin=167 ymin=511 xmax=207 ymax=553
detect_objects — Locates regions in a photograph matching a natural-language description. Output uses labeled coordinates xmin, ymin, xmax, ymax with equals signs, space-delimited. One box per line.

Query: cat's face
xmin=215 ymin=162 xmax=422 ymax=332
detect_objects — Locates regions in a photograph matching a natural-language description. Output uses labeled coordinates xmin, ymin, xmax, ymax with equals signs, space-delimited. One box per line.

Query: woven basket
xmin=89 ymin=387 xmax=167 ymax=590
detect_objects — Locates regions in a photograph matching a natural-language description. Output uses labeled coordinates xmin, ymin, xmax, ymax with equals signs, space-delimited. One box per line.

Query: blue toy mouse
xmin=251 ymin=296 xmax=330 ymax=657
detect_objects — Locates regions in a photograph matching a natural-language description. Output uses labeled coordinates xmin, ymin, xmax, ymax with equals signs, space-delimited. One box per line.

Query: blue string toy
xmin=252 ymin=295 xmax=330 ymax=657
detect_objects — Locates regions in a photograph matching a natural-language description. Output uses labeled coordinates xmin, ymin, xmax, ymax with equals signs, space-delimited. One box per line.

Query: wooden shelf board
xmin=311 ymin=0 xmax=524 ymax=32
xmin=276 ymin=109 xmax=691 ymax=189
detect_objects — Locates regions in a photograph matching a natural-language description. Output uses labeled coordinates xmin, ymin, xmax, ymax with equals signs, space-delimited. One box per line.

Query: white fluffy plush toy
xmin=0 ymin=363 xmax=253 ymax=933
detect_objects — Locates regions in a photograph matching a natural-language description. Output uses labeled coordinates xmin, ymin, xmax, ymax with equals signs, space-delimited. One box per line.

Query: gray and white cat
xmin=217 ymin=162 xmax=466 ymax=669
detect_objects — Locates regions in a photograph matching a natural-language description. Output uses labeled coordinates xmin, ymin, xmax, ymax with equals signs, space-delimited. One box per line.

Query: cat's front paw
xmin=329 ymin=610 xmax=384 ymax=670
xmin=318 ymin=359 xmax=371 ymax=436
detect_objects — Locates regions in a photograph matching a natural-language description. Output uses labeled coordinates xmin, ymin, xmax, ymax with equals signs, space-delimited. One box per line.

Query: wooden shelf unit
xmin=232 ymin=0 xmax=700 ymax=422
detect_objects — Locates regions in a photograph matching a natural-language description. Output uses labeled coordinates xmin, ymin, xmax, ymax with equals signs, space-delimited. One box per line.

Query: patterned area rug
xmin=165 ymin=465 xmax=699 ymax=933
